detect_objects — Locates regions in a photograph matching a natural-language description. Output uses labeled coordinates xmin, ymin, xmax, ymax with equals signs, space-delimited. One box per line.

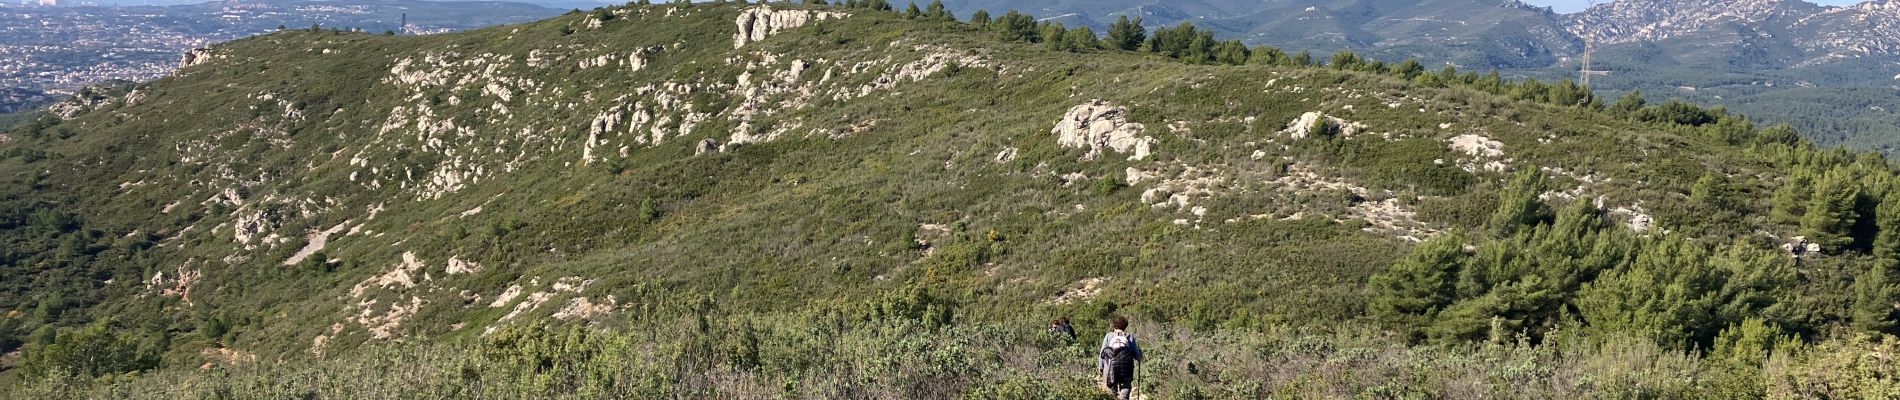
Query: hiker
xmin=1098 ymin=316 xmax=1143 ymax=400
xmin=1049 ymin=317 xmax=1077 ymax=341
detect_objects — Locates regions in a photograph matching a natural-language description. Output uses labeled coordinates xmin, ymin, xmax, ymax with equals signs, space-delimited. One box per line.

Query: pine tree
xmin=1182 ymin=31 xmax=1213 ymax=63
xmin=1756 ymin=124 xmax=1800 ymax=145
xmin=1850 ymin=265 xmax=1899 ymax=333
xmin=1876 ymin=190 xmax=1900 ymax=259
xmin=1106 ymin=15 xmax=1145 ymax=51
xmin=1329 ymin=50 xmax=1361 ymax=69
xmin=924 ymin=0 xmax=950 ymax=20
xmin=1211 ymin=39 xmax=1249 ymax=65
xmin=1043 ymin=23 xmax=1069 ymax=51
xmin=903 ymin=1 xmax=921 ymax=19
xmin=1690 ymin=173 xmax=1726 ymax=210
xmin=992 ymin=10 xmax=1037 ymax=42
xmin=1396 ymin=58 xmax=1424 ymax=79
xmin=1801 ymin=169 xmax=1861 ymax=250
xmin=1488 ymin=168 xmax=1549 ymax=237
xmin=1771 ymin=172 xmax=1811 ymax=226
xmin=1289 ymin=50 xmax=1312 ymax=66
xmin=1370 ymin=233 xmax=1467 ymax=319
xmin=1065 ymin=26 xmax=1098 ymax=51
xmin=1248 ymin=45 xmax=1285 ymax=65
xmin=968 ymin=9 xmax=990 ymax=27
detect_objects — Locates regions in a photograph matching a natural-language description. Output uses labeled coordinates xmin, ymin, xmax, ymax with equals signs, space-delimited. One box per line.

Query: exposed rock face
xmin=283 ymin=223 xmax=349 ymax=266
xmin=552 ymin=295 xmax=617 ymax=321
xmin=994 ymin=147 xmax=1018 ymax=163
xmin=1565 ymin=0 xmax=1900 ymax=61
xmin=1609 ymin=204 xmax=1657 ymax=233
xmin=733 ymin=6 xmax=847 ymax=48
xmin=1448 ymin=134 xmax=1509 ymax=172
xmin=1449 ymin=134 xmax=1504 ymax=158
xmin=1282 ymin=111 xmax=1366 ymax=139
xmin=1567 ymin=0 xmax=1819 ymax=45
xmin=178 ymin=48 xmax=215 ymax=70
xmin=694 ymin=138 xmax=720 ymax=155
xmin=1053 ymin=100 xmax=1155 ymax=161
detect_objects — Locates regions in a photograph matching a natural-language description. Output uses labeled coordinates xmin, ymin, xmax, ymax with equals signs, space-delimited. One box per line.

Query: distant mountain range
xmin=940 ymin=0 xmax=1900 ymax=150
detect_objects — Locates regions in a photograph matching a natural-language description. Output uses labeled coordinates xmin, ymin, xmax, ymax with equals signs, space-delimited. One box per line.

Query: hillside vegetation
xmin=0 ymin=2 xmax=1897 ymax=398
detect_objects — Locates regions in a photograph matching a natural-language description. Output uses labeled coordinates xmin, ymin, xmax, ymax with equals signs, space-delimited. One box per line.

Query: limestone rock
xmin=178 ymin=47 xmax=216 ymax=71
xmin=1282 ymin=111 xmax=1367 ymax=139
xmin=733 ymin=6 xmax=847 ymax=48
xmin=1053 ymin=99 xmax=1156 ymax=161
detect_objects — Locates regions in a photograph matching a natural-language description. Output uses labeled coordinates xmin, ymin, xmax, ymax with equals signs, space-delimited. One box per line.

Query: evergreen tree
xmin=1488 ymin=168 xmax=1549 ymax=237
xmin=1182 ymin=31 xmax=1213 ymax=63
xmin=1065 ymin=26 xmax=1098 ymax=51
xmin=925 ymin=0 xmax=950 ymax=20
xmin=1329 ymin=50 xmax=1361 ymax=69
xmin=1851 ymin=264 xmax=1899 ymax=334
xmin=1211 ymin=39 xmax=1249 ymax=65
xmin=1289 ymin=50 xmax=1313 ymax=66
xmin=1801 ymin=169 xmax=1861 ymax=250
xmin=1756 ymin=124 xmax=1800 ymax=145
xmin=1396 ymin=58 xmax=1424 ymax=79
xmin=1106 ymin=15 xmax=1145 ymax=51
xmin=1247 ymin=45 xmax=1285 ymax=65
xmin=1690 ymin=173 xmax=1729 ymax=211
xmin=992 ymin=10 xmax=1037 ymax=42
xmin=903 ymin=1 xmax=921 ymax=19
xmin=1772 ymin=173 xmax=1811 ymax=226
xmin=1370 ymin=233 xmax=1467 ymax=320
xmin=1043 ymin=23 xmax=1069 ymax=51
xmin=1414 ymin=70 xmax=1445 ymax=87
xmin=1145 ymin=22 xmax=1207 ymax=60
xmin=967 ymin=9 xmax=989 ymax=28
xmin=1876 ymin=189 xmax=1900 ymax=259
xmin=19 ymin=320 xmax=158 ymax=379
xmin=1608 ymin=90 xmax=1646 ymax=117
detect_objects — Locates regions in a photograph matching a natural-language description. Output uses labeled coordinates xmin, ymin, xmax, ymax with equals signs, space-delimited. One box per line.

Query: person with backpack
xmin=1050 ymin=317 xmax=1077 ymax=342
xmin=1098 ymin=316 xmax=1142 ymax=400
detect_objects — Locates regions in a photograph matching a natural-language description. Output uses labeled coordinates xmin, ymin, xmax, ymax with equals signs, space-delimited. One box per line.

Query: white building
xmin=35 ymin=0 xmax=56 ymax=6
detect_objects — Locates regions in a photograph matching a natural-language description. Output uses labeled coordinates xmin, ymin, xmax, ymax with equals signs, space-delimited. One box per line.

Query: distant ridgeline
xmin=936 ymin=0 xmax=1900 ymax=153
xmin=1 ymin=1 xmax=1897 ymax=398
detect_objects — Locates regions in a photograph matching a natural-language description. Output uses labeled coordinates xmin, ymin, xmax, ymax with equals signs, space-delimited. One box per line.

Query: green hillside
xmin=0 ymin=2 xmax=1897 ymax=398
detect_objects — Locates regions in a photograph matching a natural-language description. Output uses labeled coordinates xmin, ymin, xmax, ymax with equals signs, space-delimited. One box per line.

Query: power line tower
xmin=1577 ymin=1 xmax=1610 ymax=87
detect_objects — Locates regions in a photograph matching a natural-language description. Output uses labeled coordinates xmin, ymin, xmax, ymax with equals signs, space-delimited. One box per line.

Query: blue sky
xmin=1527 ymin=0 xmax=1864 ymax=13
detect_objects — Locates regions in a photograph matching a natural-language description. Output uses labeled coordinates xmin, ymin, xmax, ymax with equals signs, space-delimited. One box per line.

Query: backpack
xmin=1102 ymin=332 xmax=1138 ymax=381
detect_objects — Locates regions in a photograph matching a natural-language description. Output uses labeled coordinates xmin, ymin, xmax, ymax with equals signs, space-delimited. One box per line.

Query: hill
xmin=0 ymin=2 xmax=1897 ymax=398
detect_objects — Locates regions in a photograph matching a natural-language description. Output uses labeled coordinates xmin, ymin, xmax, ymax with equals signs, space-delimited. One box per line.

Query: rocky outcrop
xmin=1282 ymin=111 xmax=1366 ymax=139
xmin=1053 ymin=100 xmax=1155 ymax=161
xmin=1448 ymin=134 xmax=1509 ymax=173
xmin=178 ymin=47 xmax=216 ymax=71
xmin=733 ymin=6 xmax=846 ymax=48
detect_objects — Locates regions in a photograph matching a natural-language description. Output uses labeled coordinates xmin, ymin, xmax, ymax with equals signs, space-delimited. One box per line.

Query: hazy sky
xmin=1526 ymin=0 xmax=1866 ymax=13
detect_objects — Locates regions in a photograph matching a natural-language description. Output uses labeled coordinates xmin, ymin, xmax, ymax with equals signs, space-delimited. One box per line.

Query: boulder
xmin=1053 ymin=99 xmax=1155 ymax=161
